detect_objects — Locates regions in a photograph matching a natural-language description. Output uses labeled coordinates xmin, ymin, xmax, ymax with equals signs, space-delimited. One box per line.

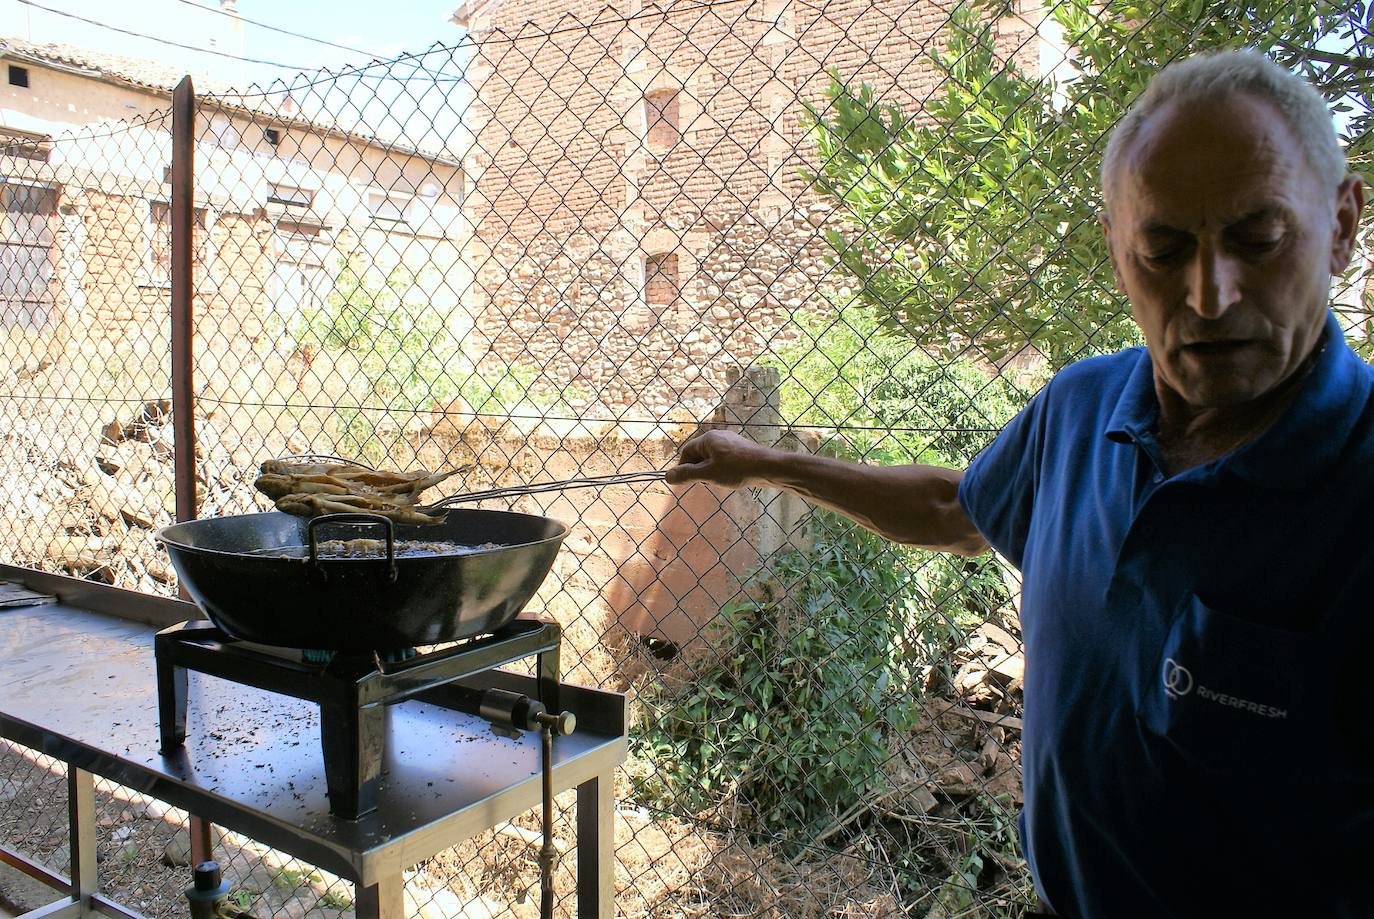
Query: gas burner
xmin=155 ymin=618 xmax=563 ymax=819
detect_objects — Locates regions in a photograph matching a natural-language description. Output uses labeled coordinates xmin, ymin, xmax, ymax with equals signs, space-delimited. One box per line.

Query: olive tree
xmin=806 ymin=0 xmax=1372 ymax=366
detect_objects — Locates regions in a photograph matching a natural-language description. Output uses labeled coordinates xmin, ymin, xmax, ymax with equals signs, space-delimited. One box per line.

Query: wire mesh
xmin=90 ymin=778 xmax=195 ymax=918
xmin=0 ymin=739 xmax=71 ymax=876
xmin=1 ymin=1 xmax=1370 ymax=917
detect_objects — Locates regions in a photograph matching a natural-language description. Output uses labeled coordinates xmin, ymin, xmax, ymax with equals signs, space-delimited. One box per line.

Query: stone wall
xmin=458 ymin=0 xmax=1044 ymax=417
xmin=472 ymin=206 xmax=838 ymax=415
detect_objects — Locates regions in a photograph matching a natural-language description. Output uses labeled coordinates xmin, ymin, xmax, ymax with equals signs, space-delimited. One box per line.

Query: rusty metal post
xmin=172 ymin=73 xmax=214 ymax=866
xmin=170 ymin=75 xmax=197 ymax=526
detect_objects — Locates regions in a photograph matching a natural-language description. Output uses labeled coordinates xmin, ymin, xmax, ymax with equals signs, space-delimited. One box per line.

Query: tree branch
xmin=1274 ymin=39 xmax=1374 ymax=72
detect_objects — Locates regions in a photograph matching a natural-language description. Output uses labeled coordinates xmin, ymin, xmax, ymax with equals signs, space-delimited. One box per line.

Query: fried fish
xmin=254 ymin=459 xmax=459 ymax=524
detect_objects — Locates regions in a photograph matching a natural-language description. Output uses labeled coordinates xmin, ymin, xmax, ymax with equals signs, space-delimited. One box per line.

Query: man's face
xmin=1103 ymin=92 xmax=1362 ymax=411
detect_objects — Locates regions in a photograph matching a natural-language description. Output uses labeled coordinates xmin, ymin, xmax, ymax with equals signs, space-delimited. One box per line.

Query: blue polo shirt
xmin=958 ymin=312 xmax=1374 ymax=918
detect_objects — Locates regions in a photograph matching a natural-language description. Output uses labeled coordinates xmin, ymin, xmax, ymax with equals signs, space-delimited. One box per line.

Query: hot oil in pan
xmin=245 ymin=538 xmax=503 ymax=559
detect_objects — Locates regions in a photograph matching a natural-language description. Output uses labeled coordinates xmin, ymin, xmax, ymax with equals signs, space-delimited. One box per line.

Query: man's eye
xmin=1232 ymin=233 xmax=1283 ymax=254
xmin=1143 ymin=245 xmax=1187 ymax=265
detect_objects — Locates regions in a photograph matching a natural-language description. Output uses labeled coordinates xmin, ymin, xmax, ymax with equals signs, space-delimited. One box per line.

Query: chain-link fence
xmin=2 ymin=0 xmax=1370 ymax=916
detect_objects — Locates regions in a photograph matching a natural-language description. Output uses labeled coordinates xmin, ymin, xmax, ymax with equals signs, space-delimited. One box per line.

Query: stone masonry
xmin=454 ymin=0 xmax=1044 ymax=417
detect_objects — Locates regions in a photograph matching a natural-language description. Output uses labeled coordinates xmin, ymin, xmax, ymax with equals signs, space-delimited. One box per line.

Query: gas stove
xmin=155 ymin=617 xmax=565 ymax=820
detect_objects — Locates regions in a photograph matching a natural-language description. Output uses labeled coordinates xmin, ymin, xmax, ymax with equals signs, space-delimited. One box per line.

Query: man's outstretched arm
xmin=666 ymin=430 xmax=989 ymax=556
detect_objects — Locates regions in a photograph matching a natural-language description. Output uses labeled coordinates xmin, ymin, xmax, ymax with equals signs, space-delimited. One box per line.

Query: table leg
xmin=155 ymin=658 xmax=188 ymax=750
xmin=67 ymin=768 xmax=95 ymax=916
xmin=353 ymin=874 xmax=404 ymax=919
xmin=189 ymin=816 xmax=214 ymax=865
xmin=576 ymin=772 xmax=613 ymax=919
xmin=319 ymin=703 xmax=386 ymax=819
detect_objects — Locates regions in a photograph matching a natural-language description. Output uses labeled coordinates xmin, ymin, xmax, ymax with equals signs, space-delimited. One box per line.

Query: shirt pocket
xmin=1137 ymin=594 xmax=1315 ymax=776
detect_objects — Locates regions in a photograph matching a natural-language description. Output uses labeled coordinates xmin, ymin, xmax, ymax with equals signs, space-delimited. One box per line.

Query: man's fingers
xmin=676 ymin=442 xmax=705 ymax=465
xmin=669 ymin=430 xmax=754 ymax=488
xmin=665 ymin=462 xmax=709 ymax=485
xmin=674 ymin=430 xmax=722 ymax=466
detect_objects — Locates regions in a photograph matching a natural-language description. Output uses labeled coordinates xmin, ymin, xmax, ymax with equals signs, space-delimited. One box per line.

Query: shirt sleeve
xmin=957 ymin=385 xmax=1049 ymax=570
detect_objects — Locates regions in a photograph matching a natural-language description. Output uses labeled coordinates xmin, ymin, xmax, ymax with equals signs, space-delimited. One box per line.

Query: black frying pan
xmin=157 ymin=509 xmax=566 ymax=652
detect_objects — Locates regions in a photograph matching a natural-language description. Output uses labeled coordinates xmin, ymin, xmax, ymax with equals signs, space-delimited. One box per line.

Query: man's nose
xmin=1186 ymin=239 xmax=1242 ymax=318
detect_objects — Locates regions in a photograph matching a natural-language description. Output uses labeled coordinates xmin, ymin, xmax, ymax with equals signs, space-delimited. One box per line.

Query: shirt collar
xmin=1104 ymin=345 xmax=1158 ymax=448
xmin=1103 ymin=312 xmax=1370 ymax=490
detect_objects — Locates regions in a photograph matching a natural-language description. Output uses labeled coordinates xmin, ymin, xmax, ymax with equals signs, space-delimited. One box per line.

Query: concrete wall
xmin=1 ymin=63 xmax=172 ymax=131
xmin=2 ymin=58 xmax=470 ymax=360
xmin=418 ymin=366 xmax=817 ymax=659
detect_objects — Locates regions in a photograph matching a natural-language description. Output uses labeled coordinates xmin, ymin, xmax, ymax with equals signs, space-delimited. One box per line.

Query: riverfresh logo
xmin=1162 ymin=657 xmax=1193 ymax=699
xmin=1162 ymin=658 xmax=1287 ymax=718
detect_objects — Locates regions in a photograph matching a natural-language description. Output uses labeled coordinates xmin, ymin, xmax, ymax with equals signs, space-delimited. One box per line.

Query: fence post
xmin=170 ymin=74 xmax=215 ymax=867
xmin=170 ymin=75 xmax=197 ymax=525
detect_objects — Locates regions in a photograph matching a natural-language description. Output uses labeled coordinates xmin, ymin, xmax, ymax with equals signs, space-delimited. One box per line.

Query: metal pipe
xmin=533 ymin=710 xmax=573 ymax=919
xmin=171 ymin=72 xmax=214 ymax=872
xmin=66 ymin=768 xmax=95 ymax=912
xmin=539 ymin=719 xmax=555 ymax=919
xmin=170 ymin=75 xmax=197 ymax=527
xmin=188 ymin=818 xmax=214 ymax=868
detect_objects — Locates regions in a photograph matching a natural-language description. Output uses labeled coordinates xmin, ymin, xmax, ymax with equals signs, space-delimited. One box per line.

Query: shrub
xmin=768 ymin=298 xmax=1030 ymax=669
xmin=634 ymin=301 xmax=1026 ymax=850
xmin=635 ymin=512 xmax=925 ymax=847
xmin=768 ymin=298 xmax=1039 ymax=469
xmin=273 ymin=261 xmax=559 ymax=462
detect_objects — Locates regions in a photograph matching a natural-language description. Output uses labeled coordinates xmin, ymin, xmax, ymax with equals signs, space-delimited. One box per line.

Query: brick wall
xmin=459 ymin=0 xmax=1043 ymax=417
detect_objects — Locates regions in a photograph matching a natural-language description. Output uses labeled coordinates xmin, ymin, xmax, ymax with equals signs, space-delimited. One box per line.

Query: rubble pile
xmin=1 ymin=401 xmax=265 ymax=594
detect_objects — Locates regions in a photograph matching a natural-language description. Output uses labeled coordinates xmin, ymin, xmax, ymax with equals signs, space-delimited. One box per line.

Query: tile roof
xmin=0 ymin=35 xmax=461 ymax=165
xmin=0 ymin=35 xmax=234 ymax=95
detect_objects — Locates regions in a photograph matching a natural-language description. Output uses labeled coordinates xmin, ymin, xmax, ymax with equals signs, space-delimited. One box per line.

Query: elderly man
xmin=667 ymin=50 xmax=1367 ymax=917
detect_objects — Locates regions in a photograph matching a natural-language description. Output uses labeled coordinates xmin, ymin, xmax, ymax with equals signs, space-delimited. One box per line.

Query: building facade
xmin=1 ymin=37 xmax=468 ymax=389
xmin=450 ymin=0 xmax=1043 ymax=417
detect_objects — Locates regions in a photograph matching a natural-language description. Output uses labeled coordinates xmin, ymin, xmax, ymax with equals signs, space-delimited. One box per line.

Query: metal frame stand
xmin=1 ymin=567 xmax=627 ymax=919
xmin=343 ymin=774 xmax=615 ymax=919
xmin=154 ymin=618 xmax=562 ymax=819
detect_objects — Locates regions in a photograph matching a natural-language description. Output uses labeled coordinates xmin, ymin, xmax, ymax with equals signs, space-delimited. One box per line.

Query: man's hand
xmin=665 ymin=430 xmax=772 ymax=488
xmin=665 ymin=428 xmax=987 ymax=555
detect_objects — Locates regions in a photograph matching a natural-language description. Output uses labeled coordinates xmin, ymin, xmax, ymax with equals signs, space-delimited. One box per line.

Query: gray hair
xmin=1101 ymin=49 xmax=1348 ymax=206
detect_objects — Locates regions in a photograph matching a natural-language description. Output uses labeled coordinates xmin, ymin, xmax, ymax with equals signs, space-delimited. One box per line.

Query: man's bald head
xmin=1101 ymin=49 xmax=1348 ymax=212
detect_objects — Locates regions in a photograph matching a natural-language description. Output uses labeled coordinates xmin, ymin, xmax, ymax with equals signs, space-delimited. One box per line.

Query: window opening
xmin=645 ymin=89 xmax=681 ymax=151
xmin=366 ymin=189 xmax=412 ymax=222
xmin=1 ymin=181 xmax=57 ymax=327
xmin=645 ymin=251 xmax=679 ymax=306
xmin=7 ymin=66 xmax=28 ymax=88
xmin=0 ymin=129 xmax=50 ymax=163
xmin=145 ymin=200 xmax=208 ymax=288
xmin=267 ymin=182 xmax=314 ymax=208
xmin=269 ymin=221 xmax=331 ymax=317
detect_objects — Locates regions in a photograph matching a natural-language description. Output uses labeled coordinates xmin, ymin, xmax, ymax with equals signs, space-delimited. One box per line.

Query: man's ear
xmin=1330 ymin=174 xmax=1365 ymax=275
xmin=1100 ymin=211 xmax=1127 ymax=294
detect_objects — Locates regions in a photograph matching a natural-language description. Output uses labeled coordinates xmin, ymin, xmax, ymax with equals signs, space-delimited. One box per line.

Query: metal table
xmin=0 ymin=565 xmax=626 ymax=919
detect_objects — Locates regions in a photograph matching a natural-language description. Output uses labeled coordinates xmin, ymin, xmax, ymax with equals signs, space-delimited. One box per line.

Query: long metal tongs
xmin=279 ymin=453 xmax=668 ymax=509
xmin=421 ymin=469 xmax=667 ymax=511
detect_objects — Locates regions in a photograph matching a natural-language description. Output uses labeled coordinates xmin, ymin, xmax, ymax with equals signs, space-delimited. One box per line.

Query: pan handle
xmin=307 ymin=513 xmax=399 ymax=583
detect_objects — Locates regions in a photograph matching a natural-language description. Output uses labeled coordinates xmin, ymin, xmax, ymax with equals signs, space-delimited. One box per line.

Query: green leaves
xmin=273 ymin=261 xmax=569 ymax=461
xmin=805 ymin=0 xmax=1370 ymax=366
xmin=768 ymin=299 xmax=1038 ymax=469
xmin=633 ymin=513 xmax=923 ymax=848
xmin=633 ymin=509 xmax=1015 ymax=853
